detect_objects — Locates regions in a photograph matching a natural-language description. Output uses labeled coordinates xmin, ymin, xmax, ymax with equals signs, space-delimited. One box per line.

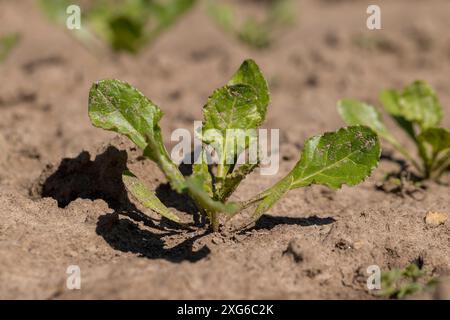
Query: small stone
xmin=353 ymin=241 xmax=365 ymax=250
xmin=425 ymin=211 xmax=448 ymax=226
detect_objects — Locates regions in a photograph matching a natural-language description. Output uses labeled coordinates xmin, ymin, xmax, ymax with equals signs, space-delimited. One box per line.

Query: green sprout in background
xmin=88 ymin=59 xmax=380 ymax=232
xmin=39 ymin=0 xmax=297 ymax=52
xmin=0 ymin=33 xmax=20 ymax=63
xmin=207 ymin=0 xmax=296 ymax=49
xmin=378 ymin=263 xmax=438 ymax=299
xmin=39 ymin=0 xmax=197 ymax=53
xmin=338 ymin=81 xmax=450 ymax=182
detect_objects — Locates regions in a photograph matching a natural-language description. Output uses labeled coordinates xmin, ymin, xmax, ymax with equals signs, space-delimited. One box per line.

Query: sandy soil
xmin=0 ymin=0 xmax=449 ymax=299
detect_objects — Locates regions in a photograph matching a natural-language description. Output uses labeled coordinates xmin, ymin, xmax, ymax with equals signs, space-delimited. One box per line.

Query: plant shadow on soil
xmin=250 ymin=215 xmax=336 ymax=231
xmin=38 ymin=146 xmax=338 ymax=262
xmin=38 ymin=146 xmax=210 ymax=262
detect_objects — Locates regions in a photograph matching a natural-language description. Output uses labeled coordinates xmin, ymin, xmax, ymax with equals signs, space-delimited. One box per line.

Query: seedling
xmin=378 ymin=263 xmax=437 ymax=299
xmin=338 ymin=81 xmax=450 ymax=181
xmin=39 ymin=0 xmax=196 ymax=53
xmin=88 ymin=59 xmax=380 ymax=231
xmin=207 ymin=0 xmax=296 ymax=49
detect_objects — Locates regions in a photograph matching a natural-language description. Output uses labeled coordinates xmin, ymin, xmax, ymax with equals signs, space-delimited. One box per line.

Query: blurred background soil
xmin=0 ymin=0 xmax=449 ymax=299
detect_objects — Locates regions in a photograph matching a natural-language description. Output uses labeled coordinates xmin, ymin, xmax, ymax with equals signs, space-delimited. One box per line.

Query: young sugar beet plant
xmin=338 ymin=81 xmax=450 ymax=182
xmin=88 ymin=59 xmax=380 ymax=232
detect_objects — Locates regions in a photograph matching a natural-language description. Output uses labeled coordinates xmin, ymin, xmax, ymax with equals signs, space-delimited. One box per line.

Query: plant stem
xmin=216 ymin=163 xmax=226 ymax=180
xmin=211 ymin=212 xmax=219 ymax=232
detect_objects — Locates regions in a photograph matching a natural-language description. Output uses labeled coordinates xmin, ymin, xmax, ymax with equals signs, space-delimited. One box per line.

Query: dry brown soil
xmin=0 ymin=0 xmax=449 ymax=299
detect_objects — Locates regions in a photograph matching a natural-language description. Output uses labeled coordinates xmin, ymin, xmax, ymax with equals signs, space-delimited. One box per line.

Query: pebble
xmin=425 ymin=211 xmax=448 ymax=226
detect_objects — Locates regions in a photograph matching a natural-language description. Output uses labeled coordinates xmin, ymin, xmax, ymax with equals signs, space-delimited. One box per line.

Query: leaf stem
xmin=240 ymin=188 xmax=271 ymax=210
xmin=416 ymin=139 xmax=431 ymax=178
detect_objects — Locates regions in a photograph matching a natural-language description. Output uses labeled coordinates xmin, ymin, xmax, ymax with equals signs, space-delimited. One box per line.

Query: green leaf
xmin=202 ymin=84 xmax=263 ymax=142
xmin=89 ymin=79 xmax=160 ymax=149
xmin=249 ymin=126 xmax=380 ymax=219
xmin=418 ymin=127 xmax=450 ymax=177
xmin=378 ymin=264 xmax=431 ymax=299
xmin=185 ymin=174 xmax=240 ymax=215
xmin=381 ymin=81 xmax=443 ymax=130
xmin=289 ymin=126 xmax=380 ymax=189
xmin=228 ymin=59 xmax=270 ymax=114
xmin=202 ymin=59 xmax=269 ymax=145
xmin=192 ymin=150 xmax=213 ymax=197
xmin=338 ymin=98 xmax=421 ymax=172
xmin=337 ymin=99 xmax=395 ymax=143
xmin=201 ymin=59 xmax=269 ymax=187
xmin=83 ymin=0 xmax=148 ymax=53
xmin=89 ymin=79 xmax=185 ymax=192
xmin=379 ymin=89 xmax=401 ymax=116
xmin=418 ymin=127 xmax=450 ymax=156
xmin=122 ymin=170 xmax=182 ymax=223
xmin=202 ymin=84 xmax=262 ymax=171
xmin=216 ymin=161 xmax=260 ymax=202
xmin=380 ymin=89 xmax=417 ymax=141
xmin=108 ymin=15 xmax=146 ymax=53
xmin=41 ymin=0 xmax=196 ymax=53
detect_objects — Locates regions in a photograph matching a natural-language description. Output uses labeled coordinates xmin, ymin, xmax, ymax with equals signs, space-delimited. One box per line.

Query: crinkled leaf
xmin=202 ymin=84 xmax=262 ymax=140
xmin=381 ymin=81 xmax=442 ymax=130
xmin=185 ymin=174 xmax=240 ymax=215
xmin=202 ymin=59 xmax=268 ymax=154
xmin=201 ymin=59 xmax=269 ymax=191
xmin=202 ymin=84 xmax=262 ymax=169
xmin=89 ymin=79 xmax=185 ymax=192
xmin=249 ymin=126 xmax=380 ymax=219
xmin=89 ymin=79 xmax=160 ymax=149
xmin=122 ymin=170 xmax=181 ymax=223
xmin=227 ymin=59 xmax=270 ymax=114
xmin=216 ymin=161 xmax=260 ymax=201
xmin=289 ymin=126 xmax=380 ymax=189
